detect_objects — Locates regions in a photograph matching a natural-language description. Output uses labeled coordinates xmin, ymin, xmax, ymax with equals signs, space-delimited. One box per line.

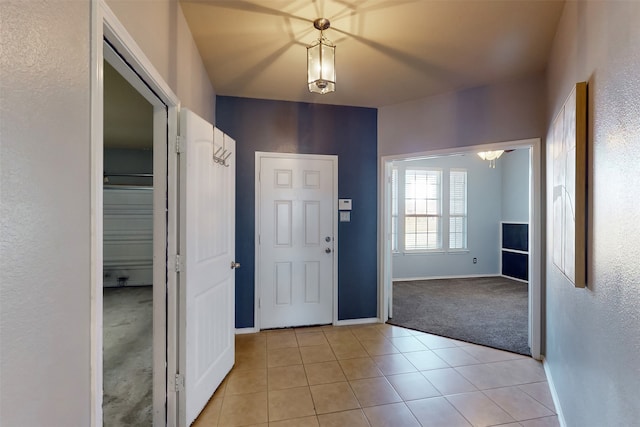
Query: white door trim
xmin=254 ymin=152 xmax=339 ymax=331
xmin=378 ymin=138 xmax=543 ymax=360
xmin=91 ymin=1 xmax=180 ymax=425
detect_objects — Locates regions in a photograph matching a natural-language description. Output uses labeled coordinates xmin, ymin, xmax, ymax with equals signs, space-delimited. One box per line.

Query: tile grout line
xmin=348 ymin=326 xmax=432 ymax=427
xmin=205 ymin=325 xmax=554 ymax=426
xmin=440 ymin=393 xmax=488 ymax=427
xmin=265 ymin=338 xmax=270 ymax=425
xmin=516 ymin=382 xmax=558 ymax=414
xmin=300 ymin=333 xmax=318 ymax=420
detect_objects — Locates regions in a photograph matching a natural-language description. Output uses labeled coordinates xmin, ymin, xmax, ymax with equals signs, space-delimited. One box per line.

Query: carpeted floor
xmin=388 ymin=276 xmax=530 ymax=355
xmin=103 ymin=286 xmax=153 ymax=427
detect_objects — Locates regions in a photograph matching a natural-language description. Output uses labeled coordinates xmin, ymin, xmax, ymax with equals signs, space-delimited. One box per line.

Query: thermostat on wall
xmin=338 ymin=199 xmax=352 ymax=210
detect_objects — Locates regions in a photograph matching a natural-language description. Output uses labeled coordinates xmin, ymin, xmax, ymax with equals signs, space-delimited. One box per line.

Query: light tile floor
xmin=193 ymin=324 xmax=559 ymax=427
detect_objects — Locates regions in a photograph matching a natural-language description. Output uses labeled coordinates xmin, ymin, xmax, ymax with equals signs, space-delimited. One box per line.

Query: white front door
xmin=257 ymin=153 xmax=337 ymax=329
xmin=178 ymin=109 xmax=235 ymax=426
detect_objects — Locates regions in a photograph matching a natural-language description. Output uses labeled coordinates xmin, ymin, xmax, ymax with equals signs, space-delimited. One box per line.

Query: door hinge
xmin=258 ymin=234 xmax=261 ymax=245
xmin=175 ymin=254 xmax=181 ymax=272
xmin=258 ymin=298 xmax=261 ymax=309
xmin=174 ymin=373 xmax=184 ymax=392
xmin=175 ymin=135 xmax=182 ymax=154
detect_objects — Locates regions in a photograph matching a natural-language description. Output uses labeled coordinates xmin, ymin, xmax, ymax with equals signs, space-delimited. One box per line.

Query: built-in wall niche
xmin=501 ymin=222 xmax=528 ymax=281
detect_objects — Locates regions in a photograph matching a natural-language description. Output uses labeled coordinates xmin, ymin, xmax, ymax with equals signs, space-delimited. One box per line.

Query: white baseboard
xmin=235 ymin=327 xmax=259 ymax=334
xmin=237 ymin=318 xmax=381 ymax=331
xmin=393 ymin=274 xmax=501 ymax=282
xmin=334 ymin=317 xmax=379 ymax=326
xmin=501 ymin=274 xmax=529 ymax=283
xmin=542 ymin=357 xmax=567 ymax=427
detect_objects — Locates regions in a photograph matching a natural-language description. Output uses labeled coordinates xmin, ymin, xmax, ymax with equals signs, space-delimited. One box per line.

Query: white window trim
xmin=448 ymin=168 xmax=468 ymax=250
xmin=392 ymin=166 xmax=469 ymax=254
xmin=391 ymin=167 xmax=399 ymax=253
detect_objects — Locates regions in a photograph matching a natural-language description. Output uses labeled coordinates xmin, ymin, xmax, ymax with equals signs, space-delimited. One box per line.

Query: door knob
xmin=231 ymin=261 xmax=241 ymax=269
xmin=325 ymin=248 xmax=332 ymax=254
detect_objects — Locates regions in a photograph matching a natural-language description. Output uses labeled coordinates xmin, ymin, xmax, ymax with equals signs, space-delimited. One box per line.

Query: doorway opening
xmin=379 ymin=139 xmax=543 ymax=359
xmin=92 ymin=4 xmax=180 ymax=420
xmin=102 ymin=55 xmax=156 ymax=424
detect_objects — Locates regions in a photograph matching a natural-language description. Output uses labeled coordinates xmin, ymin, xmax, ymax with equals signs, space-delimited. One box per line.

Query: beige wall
xmin=106 ymin=0 xmax=216 ymax=123
xmin=0 ymin=1 xmax=92 ymax=425
xmin=378 ymin=72 xmax=546 ymax=157
xmin=545 ymin=1 xmax=640 ymax=426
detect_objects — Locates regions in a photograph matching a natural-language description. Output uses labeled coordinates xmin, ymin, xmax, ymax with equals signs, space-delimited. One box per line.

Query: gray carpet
xmin=388 ymin=277 xmax=530 ymax=355
xmin=103 ymin=286 xmax=153 ymax=426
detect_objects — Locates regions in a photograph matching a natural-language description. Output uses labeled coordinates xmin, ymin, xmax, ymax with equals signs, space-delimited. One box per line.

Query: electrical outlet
xmin=473 ymin=258 xmax=478 ymax=264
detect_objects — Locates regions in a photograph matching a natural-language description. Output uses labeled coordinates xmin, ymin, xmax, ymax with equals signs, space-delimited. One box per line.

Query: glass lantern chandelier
xmin=307 ymin=18 xmax=336 ymax=94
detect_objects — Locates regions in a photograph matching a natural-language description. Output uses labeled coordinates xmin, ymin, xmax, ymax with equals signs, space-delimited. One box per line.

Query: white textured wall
xmin=106 ymin=0 xmax=216 ymax=123
xmin=0 ymin=1 xmax=217 ymax=425
xmin=545 ymin=1 xmax=640 ymax=426
xmin=378 ymin=72 xmax=546 ymax=157
xmin=0 ymin=1 xmax=92 ymax=426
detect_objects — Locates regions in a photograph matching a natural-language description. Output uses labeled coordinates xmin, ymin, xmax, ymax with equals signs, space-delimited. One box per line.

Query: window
xmin=391 ymin=168 xmax=398 ymax=252
xmin=404 ymin=169 xmax=442 ymax=250
xmin=390 ymin=165 xmax=468 ymax=253
xmin=449 ymin=169 xmax=467 ymax=249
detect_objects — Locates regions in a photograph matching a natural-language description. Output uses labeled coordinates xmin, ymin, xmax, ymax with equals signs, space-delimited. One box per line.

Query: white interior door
xmin=178 ymin=109 xmax=235 ymax=426
xmin=258 ymin=154 xmax=336 ymax=329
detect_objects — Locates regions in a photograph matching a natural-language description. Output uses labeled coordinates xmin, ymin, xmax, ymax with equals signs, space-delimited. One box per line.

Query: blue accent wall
xmin=216 ymin=96 xmax=378 ymax=328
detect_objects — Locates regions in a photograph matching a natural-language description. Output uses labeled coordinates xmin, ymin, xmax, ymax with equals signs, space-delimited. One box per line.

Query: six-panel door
xmin=258 ymin=155 xmax=336 ymax=329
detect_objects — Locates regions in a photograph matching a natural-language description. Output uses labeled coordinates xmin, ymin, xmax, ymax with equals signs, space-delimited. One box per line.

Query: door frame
xmin=254 ymin=152 xmax=339 ymax=331
xmin=378 ymin=138 xmax=543 ymax=360
xmin=90 ymin=1 xmax=180 ymax=425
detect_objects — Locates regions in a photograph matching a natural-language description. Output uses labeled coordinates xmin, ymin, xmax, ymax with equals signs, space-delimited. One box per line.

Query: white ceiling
xmin=180 ymin=0 xmax=565 ymax=108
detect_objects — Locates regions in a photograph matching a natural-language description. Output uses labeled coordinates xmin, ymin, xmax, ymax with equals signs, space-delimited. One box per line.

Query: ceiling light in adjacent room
xmin=307 ymin=18 xmax=335 ymax=94
xmin=477 ymin=150 xmax=504 ymax=168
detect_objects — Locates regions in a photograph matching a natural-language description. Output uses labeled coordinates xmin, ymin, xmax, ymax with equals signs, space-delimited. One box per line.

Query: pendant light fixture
xmin=477 ymin=150 xmax=504 ymax=168
xmin=307 ymin=18 xmax=336 ymax=94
